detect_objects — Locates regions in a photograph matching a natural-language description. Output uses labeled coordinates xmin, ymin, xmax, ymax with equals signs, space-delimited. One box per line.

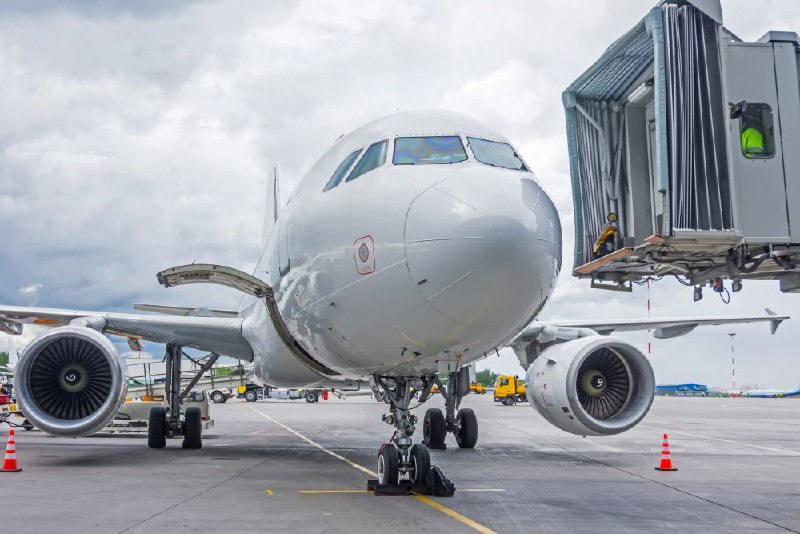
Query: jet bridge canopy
xmin=564 ymin=0 xmax=800 ymax=294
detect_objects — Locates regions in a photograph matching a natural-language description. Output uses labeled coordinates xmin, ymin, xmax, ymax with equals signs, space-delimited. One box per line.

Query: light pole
xmin=728 ymin=332 xmax=736 ymax=391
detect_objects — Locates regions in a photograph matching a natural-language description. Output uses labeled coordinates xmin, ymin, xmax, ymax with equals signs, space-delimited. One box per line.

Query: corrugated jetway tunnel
xmin=564 ymin=0 xmax=800 ymax=296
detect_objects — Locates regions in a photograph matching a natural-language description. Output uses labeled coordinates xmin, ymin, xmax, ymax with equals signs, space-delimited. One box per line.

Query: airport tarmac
xmin=4 ymin=395 xmax=800 ymax=533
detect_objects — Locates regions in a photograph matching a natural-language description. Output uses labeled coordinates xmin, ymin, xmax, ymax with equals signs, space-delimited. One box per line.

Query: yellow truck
xmin=469 ymin=382 xmax=487 ymax=394
xmin=493 ymin=375 xmax=527 ymax=405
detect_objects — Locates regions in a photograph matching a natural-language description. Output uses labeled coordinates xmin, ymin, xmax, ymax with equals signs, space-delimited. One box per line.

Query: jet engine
xmin=15 ymin=326 xmax=128 ymax=436
xmin=525 ymin=336 xmax=655 ymax=436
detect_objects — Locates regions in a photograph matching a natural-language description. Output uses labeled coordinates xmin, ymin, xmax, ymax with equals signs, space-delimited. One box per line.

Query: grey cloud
xmin=1 ymin=0 xmax=799 ymax=386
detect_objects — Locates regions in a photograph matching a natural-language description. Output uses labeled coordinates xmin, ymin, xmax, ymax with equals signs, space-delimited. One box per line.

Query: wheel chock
xmin=366 ymin=479 xmax=378 ymax=491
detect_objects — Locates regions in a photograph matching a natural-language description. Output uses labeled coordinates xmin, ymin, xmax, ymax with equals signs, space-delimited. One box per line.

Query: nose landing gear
xmin=372 ymin=376 xmax=433 ymax=487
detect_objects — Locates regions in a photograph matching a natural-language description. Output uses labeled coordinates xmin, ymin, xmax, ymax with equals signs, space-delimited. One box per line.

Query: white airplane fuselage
xmin=238 ymin=111 xmax=562 ymax=387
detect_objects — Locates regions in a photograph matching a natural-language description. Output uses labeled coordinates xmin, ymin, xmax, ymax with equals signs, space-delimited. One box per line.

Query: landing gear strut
xmin=148 ymin=343 xmax=218 ymax=450
xmin=372 ymin=376 xmax=432 ymax=486
xmin=423 ymin=367 xmax=478 ymax=449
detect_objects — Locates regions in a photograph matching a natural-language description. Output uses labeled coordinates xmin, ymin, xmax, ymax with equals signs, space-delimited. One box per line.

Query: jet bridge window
xmin=393 ymin=136 xmax=468 ymax=165
xmin=346 ymin=140 xmax=387 ymax=182
xmin=467 ymin=137 xmax=528 ymax=171
xmin=324 ymin=148 xmax=362 ymax=191
xmin=738 ymin=103 xmax=775 ymax=159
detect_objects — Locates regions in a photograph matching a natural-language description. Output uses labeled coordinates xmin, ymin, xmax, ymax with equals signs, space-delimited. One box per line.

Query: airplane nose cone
xmin=404 ymin=173 xmax=562 ymax=329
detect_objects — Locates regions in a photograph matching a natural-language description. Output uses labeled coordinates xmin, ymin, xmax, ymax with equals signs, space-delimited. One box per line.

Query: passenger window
xmin=393 ymin=136 xmax=468 ymax=165
xmin=467 ymin=137 xmax=528 ymax=171
xmin=500 ymin=378 xmax=509 ymax=386
xmin=324 ymin=149 xmax=362 ymax=191
xmin=739 ymin=103 xmax=775 ymax=159
xmin=346 ymin=140 xmax=388 ymax=182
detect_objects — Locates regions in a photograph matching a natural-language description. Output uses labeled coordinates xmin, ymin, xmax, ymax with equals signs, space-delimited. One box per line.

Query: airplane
xmin=0 ymin=110 xmax=789 ymax=486
xmin=742 ymin=385 xmax=800 ymax=398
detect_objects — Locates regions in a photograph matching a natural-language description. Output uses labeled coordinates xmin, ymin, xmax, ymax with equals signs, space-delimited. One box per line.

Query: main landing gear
xmin=422 ymin=367 xmax=478 ymax=450
xmin=148 ymin=343 xmax=217 ymax=450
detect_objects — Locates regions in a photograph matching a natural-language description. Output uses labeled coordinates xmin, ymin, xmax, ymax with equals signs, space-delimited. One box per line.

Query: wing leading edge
xmin=517 ymin=308 xmax=788 ymax=342
xmin=0 ymin=305 xmax=253 ymax=360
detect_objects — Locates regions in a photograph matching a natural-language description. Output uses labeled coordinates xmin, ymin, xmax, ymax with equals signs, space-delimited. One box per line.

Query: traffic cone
xmin=655 ymin=432 xmax=677 ymax=471
xmin=1 ymin=429 xmax=22 ymax=472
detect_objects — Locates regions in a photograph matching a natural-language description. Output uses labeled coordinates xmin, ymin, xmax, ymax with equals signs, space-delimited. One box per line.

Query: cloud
xmin=1 ymin=0 xmax=799 ymax=388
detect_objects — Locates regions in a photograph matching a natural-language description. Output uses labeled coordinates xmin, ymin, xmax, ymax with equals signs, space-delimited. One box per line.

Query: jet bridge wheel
xmin=148 ymin=407 xmax=167 ymax=449
xmin=455 ymin=408 xmax=478 ymax=449
xmin=182 ymin=407 xmax=203 ymax=449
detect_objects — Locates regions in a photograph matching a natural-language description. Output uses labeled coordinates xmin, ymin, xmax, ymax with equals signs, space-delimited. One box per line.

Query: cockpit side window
xmin=324 ymin=149 xmax=362 ymax=191
xmin=467 ymin=137 xmax=528 ymax=171
xmin=346 ymin=140 xmax=388 ymax=182
xmin=393 ymin=136 xmax=468 ymax=165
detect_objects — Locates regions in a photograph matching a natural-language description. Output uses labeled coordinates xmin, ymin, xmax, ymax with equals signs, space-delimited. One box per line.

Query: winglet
xmin=765 ymin=308 xmax=785 ymax=335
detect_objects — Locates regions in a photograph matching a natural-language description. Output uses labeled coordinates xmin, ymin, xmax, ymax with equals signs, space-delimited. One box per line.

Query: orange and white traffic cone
xmin=1 ymin=429 xmax=22 ymax=472
xmin=655 ymin=432 xmax=677 ymax=471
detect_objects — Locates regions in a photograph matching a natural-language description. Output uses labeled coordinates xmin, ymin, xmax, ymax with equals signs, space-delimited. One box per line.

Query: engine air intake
xmin=29 ymin=337 xmax=113 ymax=420
xmin=575 ymin=348 xmax=631 ymax=420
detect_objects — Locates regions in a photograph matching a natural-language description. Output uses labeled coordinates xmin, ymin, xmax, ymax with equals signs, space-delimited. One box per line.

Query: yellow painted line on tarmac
xmin=263 ymin=489 xmax=274 ymax=495
xmin=413 ymin=495 xmax=496 ymax=534
xmin=246 ymin=405 xmax=497 ymax=534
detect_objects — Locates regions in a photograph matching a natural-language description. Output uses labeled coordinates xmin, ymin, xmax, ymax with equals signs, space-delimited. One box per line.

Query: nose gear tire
xmin=410 ymin=444 xmax=431 ymax=485
xmin=455 ymin=408 xmax=478 ymax=449
xmin=378 ymin=445 xmax=399 ymax=485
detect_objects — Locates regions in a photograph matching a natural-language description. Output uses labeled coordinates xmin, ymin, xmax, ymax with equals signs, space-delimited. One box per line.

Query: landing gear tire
xmin=410 ymin=444 xmax=431 ymax=485
xmin=305 ymin=390 xmax=319 ymax=403
xmin=455 ymin=408 xmax=478 ymax=449
xmin=211 ymin=391 xmax=226 ymax=404
xmin=244 ymin=390 xmax=257 ymax=402
xmin=423 ymin=408 xmax=446 ymax=449
xmin=378 ymin=445 xmax=399 ymax=485
xmin=182 ymin=407 xmax=202 ymax=449
xmin=148 ymin=407 xmax=167 ymax=449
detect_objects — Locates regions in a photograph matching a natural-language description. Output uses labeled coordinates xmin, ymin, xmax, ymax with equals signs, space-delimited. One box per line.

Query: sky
xmin=1 ymin=0 xmax=800 ymax=389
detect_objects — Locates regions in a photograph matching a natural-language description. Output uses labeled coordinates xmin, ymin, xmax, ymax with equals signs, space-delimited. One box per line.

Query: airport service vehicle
xmin=493 ymin=376 xmax=527 ymax=405
xmin=469 ymin=383 xmax=486 ymax=395
xmin=109 ymin=390 xmax=213 ymax=437
xmin=0 ymin=110 xmax=788 ymax=488
xmin=241 ymin=383 xmax=324 ymax=403
xmin=209 ymin=387 xmax=235 ymax=404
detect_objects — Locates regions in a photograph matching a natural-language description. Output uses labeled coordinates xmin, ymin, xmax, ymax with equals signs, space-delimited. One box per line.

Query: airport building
xmin=655 ymin=383 xmax=709 ymax=396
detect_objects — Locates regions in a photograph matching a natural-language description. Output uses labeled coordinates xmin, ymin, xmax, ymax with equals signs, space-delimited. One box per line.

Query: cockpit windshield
xmin=393 ymin=136 xmax=468 ymax=165
xmin=467 ymin=137 xmax=528 ymax=171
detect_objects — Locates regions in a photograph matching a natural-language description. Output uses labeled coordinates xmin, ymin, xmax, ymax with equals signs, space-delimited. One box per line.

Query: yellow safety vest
xmin=741 ymin=127 xmax=765 ymax=156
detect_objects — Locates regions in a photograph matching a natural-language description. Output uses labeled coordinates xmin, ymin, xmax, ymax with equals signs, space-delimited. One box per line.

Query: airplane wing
xmin=0 ymin=305 xmax=253 ymax=360
xmin=517 ymin=308 xmax=788 ymax=341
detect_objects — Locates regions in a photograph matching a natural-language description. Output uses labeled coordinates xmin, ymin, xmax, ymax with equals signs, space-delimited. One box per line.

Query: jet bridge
xmin=564 ymin=0 xmax=800 ymax=295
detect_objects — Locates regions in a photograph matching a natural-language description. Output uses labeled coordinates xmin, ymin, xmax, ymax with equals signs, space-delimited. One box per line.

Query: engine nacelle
xmin=525 ymin=336 xmax=655 ymax=436
xmin=16 ymin=326 xmax=128 ymax=436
